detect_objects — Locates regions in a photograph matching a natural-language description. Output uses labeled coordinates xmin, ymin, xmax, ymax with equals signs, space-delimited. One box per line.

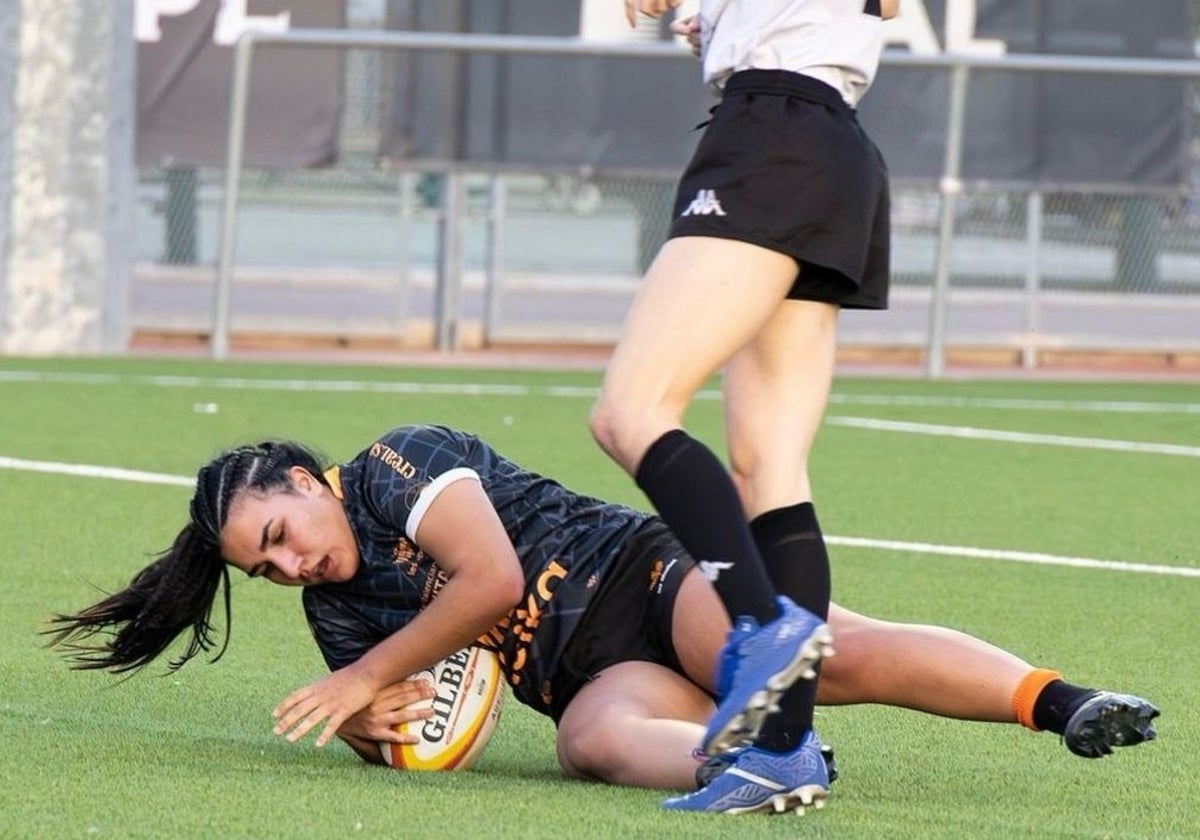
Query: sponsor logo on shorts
xmin=649 ymin=556 xmax=680 ymax=594
xmin=483 ymin=559 xmax=567 ymax=689
xmin=698 ymin=559 xmax=734 ymax=582
xmin=681 ymin=188 xmax=726 ymax=217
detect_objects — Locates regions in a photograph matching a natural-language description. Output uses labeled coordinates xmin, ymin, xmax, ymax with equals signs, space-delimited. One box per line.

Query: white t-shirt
xmin=700 ymin=0 xmax=886 ymax=107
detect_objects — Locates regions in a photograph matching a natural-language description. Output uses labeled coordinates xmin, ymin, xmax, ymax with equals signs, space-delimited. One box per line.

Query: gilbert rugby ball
xmin=382 ymin=645 xmax=504 ymax=771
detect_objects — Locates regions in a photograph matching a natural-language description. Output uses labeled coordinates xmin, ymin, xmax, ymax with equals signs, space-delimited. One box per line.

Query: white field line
xmin=4 ymin=368 xmax=1200 ymax=414
xmin=0 ymin=369 xmax=541 ymax=396
xmin=0 ymin=452 xmax=1195 ymax=579
xmin=824 ymin=416 xmax=1200 ymax=457
xmin=0 ymin=455 xmax=194 ymax=487
xmin=827 ymin=393 xmax=1200 ymax=415
xmin=826 ymin=536 xmax=1200 ymax=579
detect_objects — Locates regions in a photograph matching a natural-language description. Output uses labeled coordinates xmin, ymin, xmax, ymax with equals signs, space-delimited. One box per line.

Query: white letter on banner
xmin=135 ymin=0 xmax=203 ymax=42
xmin=213 ymin=0 xmax=292 ymax=46
xmin=885 ymin=0 xmax=942 ymax=55
xmin=945 ymin=0 xmax=1006 ymax=56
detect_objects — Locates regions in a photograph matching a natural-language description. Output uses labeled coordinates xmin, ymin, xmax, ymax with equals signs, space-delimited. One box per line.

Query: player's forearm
xmin=350 ymin=571 xmax=519 ymax=691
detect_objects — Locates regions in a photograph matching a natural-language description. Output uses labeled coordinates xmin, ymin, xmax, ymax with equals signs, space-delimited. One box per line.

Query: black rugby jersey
xmin=302 ymin=424 xmax=652 ymax=715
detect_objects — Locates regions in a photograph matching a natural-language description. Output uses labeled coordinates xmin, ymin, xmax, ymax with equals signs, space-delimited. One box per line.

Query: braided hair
xmin=46 ymin=441 xmax=328 ymax=674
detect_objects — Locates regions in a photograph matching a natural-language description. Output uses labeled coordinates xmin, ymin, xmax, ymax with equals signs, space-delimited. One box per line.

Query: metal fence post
xmin=925 ymin=61 xmax=971 ymax=379
xmin=212 ymin=34 xmax=256 ymax=360
xmin=482 ymin=174 xmax=506 ymax=346
xmin=395 ymin=171 xmax=416 ymax=339
xmin=434 ymin=170 xmax=465 ymax=350
xmin=1022 ymin=190 xmax=1044 ymax=369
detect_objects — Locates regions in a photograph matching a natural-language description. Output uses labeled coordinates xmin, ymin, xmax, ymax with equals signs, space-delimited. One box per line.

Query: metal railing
xmin=214 ymin=30 xmax=695 ymax=359
xmin=210 ymin=29 xmax=1200 ymax=372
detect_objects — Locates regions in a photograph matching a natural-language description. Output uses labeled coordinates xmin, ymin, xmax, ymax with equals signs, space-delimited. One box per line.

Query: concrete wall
xmin=0 ymin=0 xmax=134 ymax=354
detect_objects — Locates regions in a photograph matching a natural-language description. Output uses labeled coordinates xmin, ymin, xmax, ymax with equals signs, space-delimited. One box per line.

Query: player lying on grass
xmin=48 ymin=425 xmax=1159 ymax=815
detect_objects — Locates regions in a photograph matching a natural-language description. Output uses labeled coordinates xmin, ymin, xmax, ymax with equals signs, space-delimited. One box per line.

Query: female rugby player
xmin=48 ymin=425 xmax=1158 ymax=816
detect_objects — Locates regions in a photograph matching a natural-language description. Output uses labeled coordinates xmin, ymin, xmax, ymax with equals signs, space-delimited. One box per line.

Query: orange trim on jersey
xmin=323 ymin=466 xmax=343 ymax=500
xmin=1012 ymin=668 xmax=1062 ymax=731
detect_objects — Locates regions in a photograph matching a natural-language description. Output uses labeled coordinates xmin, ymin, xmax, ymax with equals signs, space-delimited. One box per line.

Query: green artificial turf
xmin=1 ymin=356 xmax=1195 ymax=839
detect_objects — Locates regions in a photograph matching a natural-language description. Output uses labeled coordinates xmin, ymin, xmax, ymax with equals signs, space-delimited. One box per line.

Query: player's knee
xmin=587 ymin=397 xmax=615 ymax=452
xmin=588 ymin=394 xmax=639 ymax=468
xmin=590 ymin=390 xmax=684 ymax=475
xmin=557 ymin=721 xmax=639 ymax=785
xmin=817 ymin=608 xmax=889 ymax=702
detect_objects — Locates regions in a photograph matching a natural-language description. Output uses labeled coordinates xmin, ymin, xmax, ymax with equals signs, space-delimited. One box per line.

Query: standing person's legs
xmin=590 ymin=235 xmax=795 ymax=625
xmin=591 ymin=236 xmax=833 ymax=757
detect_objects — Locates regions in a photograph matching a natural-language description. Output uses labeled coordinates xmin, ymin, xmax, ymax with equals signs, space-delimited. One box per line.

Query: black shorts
xmin=547 ymin=519 xmax=697 ymax=723
xmin=669 ymin=70 xmax=891 ymax=310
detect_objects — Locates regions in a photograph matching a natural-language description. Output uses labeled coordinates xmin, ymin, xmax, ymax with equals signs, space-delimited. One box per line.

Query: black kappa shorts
xmin=547 ymin=519 xmax=699 ymax=723
xmin=669 ymin=70 xmax=891 ymax=310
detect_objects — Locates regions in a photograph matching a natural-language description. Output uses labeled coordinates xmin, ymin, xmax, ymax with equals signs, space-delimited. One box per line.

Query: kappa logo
xmin=698 ymin=560 xmax=734 ymax=582
xmin=681 ymin=188 xmax=726 ymax=217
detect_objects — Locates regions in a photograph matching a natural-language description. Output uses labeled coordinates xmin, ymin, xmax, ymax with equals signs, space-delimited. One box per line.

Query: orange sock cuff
xmin=1012 ymin=668 xmax=1062 ymax=731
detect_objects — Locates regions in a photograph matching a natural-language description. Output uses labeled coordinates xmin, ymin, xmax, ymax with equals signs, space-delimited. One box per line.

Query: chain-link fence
xmin=131 ymin=28 xmax=1200 ymax=366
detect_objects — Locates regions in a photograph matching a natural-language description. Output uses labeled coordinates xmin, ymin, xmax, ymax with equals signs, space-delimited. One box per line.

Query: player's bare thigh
xmin=591 ymin=236 xmax=798 ymax=471
xmin=555 ymin=567 xmax=725 ymax=786
xmin=555 ymin=659 xmax=713 ymax=787
xmin=723 ymin=298 xmax=840 ymax=516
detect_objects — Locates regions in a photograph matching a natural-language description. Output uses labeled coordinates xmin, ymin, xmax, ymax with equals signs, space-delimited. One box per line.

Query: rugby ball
xmin=382 ymin=645 xmax=504 ymax=771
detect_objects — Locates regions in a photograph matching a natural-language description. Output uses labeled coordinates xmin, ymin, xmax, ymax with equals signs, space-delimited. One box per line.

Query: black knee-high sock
xmin=750 ymin=502 xmax=831 ymax=621
xmin=750 ymin=502 xmax=831 ymax=751
xmin=634 ymin=430 xmax=777 ymax=624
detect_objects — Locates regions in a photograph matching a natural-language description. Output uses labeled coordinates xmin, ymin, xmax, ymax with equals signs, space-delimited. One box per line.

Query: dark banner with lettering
xmin=380 ymin=0 xmax=1192 ymax=187
xmin=136 ymin=0 xmax=345 ymax=167
xmin=378 ymin=0 xmax=708 ymax=174
xmin=860 ymin=0 xmax=1193 ymax=187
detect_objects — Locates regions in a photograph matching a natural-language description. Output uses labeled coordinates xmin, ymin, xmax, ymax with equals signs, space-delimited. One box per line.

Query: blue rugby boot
xmin=663 ymin=731 xmax=830 ymax=815
xmin=696 ymin=742 xmax=838 ymax=787
xmin=1062 ymin=692 xmax=1160 ymax=758
xmin=702 ymin=596 xmax=834 ymax=756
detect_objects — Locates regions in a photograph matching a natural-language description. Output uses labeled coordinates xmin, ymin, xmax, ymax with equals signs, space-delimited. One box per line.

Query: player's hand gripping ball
xmin=382 ymin=646 xmax=504 ymax=771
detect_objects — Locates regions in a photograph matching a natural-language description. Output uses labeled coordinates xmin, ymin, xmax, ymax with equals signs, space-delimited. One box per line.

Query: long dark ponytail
xmin=46 ymin=440 xmax=328 ymax=673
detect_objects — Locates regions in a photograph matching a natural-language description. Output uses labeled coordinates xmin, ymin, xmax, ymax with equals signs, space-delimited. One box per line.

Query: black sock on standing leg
xmin=750 ymin=502 xmax=831 ymax=752
xmin=634 ymin=430 xmax=777 ymax=624
xmin=750 ymin=502 xmax=830 ymax=620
